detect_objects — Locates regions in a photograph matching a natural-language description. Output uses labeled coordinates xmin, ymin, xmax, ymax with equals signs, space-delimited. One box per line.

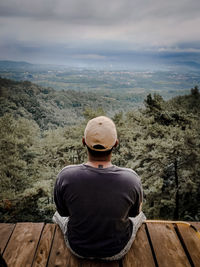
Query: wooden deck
xmin=0 ymin=221 xmax=200 ymax=267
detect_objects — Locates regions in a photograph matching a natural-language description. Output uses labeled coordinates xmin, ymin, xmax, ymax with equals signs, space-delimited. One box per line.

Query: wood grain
xmin=0 ymin=223 xmax=15 ymax=254
xmin=47 ymin=225 xmax=81 ymax=267
xmin=3 ymin=222 xmax=44 ymax=267
xmin=147 ymin=222 xmax=190 ymax=267
xmin=123 ymin=223 xmax=156 ymax=267
xmin=176 ymin=223 xmax=200 ymax=267
xmin=1 ymin=222 xmax=200 ymax=267
xmin=32 ymin=224 xmax=56 ymax=267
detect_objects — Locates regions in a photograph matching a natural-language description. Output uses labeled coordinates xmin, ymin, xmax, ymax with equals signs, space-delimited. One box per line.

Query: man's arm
xmin=128 ymin=181 xmax=143 ymax=217
xmin=54 ymin=176 xmax=70 ymax=217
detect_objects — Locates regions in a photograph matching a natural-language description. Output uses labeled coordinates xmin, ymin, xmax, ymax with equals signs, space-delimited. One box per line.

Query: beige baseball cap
xmin=84 ymin=116 xmax=117 ymax=151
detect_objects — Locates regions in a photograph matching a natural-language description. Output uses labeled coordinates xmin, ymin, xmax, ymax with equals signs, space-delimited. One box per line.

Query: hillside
xmin=0 ymin=77 xmax=138 ymax=129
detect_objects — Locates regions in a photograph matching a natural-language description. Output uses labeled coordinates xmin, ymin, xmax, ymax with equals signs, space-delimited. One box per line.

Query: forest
xmin=0 ymin=77 xmax=200 ymax=222
xmin=0 ymin=77 xmax=142 ymax=129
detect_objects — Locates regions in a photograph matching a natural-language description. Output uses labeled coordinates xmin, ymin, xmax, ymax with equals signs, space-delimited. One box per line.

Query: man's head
xmin=83 ymin=116 xmax=118 ymax=160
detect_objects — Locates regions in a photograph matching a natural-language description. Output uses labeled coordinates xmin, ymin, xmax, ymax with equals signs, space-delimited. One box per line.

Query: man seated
xmin=53 ymin=116 xmax=146 ymax=260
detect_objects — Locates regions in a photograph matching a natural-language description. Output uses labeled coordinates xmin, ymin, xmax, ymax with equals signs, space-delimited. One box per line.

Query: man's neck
xmin=85 ymin=160 xmax=113 ymax=169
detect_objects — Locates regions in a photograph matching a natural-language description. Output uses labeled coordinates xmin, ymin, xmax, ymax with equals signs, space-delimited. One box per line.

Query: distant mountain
xmin=1 ymin=53 xmax=200 ymax=71
xmin=0 ymin=60 xmax=70 ymax=71
xmin=0 ymin=60 xmax=33 ymax=69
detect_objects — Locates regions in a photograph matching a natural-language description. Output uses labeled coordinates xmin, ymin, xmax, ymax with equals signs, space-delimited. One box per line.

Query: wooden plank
xmin=0 ymin=223 xmax=15 ymax=253
xmin=47 ymin=225 xmax=81 ymax=267
xmin=32 ymin=224 xmax=56 ymax=267
xmin=189 ymin=222 xmax=200 ymax=231
xmin=3 ymin=222 xmax=44 ymax=267
xmin=123 ymin=223 xmax=156 ymax=267
xmin=146 ymin=222 xmax=190 ymax=267
xmin=176 ymin=223 xmax=200 ymax=267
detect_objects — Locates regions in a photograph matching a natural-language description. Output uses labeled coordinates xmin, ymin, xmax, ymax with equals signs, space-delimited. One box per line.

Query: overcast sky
xmin=0 ymin=0 xmax=200 ymax=67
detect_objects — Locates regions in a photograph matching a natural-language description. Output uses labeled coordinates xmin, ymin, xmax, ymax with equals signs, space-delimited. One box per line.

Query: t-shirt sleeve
xmin=128 ymin=178 xmax=143 ymax=217
xmin=54 ymin=174 xmax=70 ymax=217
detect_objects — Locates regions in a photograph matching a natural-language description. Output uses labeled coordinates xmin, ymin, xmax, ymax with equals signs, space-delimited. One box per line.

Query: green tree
xmin=0 ymin=114 xmax=55 ymax=222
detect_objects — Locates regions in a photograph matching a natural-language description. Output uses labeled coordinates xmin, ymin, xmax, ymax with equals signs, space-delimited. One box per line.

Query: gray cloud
xmin=1 ymin=0 xmax=199 ymax=24
xmin=0 ymin=0 xmax=200 ymax=64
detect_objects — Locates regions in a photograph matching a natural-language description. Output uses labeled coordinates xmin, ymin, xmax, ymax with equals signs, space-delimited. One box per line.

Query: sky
xmin=0 ymin=0 xmax=200 ymax=68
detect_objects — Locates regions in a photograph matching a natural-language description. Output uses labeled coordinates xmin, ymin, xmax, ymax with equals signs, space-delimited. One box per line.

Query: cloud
xmin=1 ymin=0 xmax=199 ymax=24
xmin=0 ymin=0 xmax=200 ymax=64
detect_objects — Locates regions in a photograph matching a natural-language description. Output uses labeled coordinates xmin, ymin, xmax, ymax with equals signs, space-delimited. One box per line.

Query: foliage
xmin=113 ymin=88 xmax=200 ymax=220
xmin=0 ymin=80 xmax=199 ymax=222
xmin=0 ymin=77 xmax=139 ymax=130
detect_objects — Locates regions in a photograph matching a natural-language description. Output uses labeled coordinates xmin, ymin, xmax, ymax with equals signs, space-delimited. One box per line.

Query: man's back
xmin=54 ymin=164 xmax=142 ymax=258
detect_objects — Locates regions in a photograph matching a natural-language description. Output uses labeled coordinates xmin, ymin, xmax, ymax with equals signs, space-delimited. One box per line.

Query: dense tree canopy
xmin=0 ymin=80 xmax=199 ymax=222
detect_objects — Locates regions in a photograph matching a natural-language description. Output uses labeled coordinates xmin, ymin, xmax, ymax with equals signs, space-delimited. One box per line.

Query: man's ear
xmin=82 ymin=137 xmax=86 ymax=146
xmin=113 ymin=139 xmax=119 ymax=148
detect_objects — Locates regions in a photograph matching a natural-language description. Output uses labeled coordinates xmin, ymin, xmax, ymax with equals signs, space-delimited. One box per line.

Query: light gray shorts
xmin=52 ymin=211 xmax=146 ymax=261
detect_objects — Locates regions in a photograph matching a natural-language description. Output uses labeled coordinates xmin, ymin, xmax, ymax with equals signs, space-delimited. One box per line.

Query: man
xmin=53 ymin=116 xmax=146 ymax=260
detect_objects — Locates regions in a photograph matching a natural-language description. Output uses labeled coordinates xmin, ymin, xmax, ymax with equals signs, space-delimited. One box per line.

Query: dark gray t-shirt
xmin=54 ymin=164 xmax=143 ymax=258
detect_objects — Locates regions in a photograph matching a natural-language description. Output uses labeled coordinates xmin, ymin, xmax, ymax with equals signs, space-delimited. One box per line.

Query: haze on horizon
xmin=0 ymin=0 xmax=200 ymax=69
